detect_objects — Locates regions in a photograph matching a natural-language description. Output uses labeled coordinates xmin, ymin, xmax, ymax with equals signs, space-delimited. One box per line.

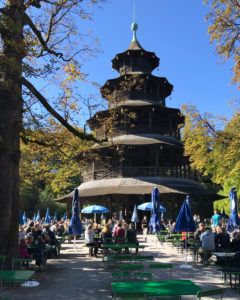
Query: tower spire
xmin=128 ymin=0 xmax=142 ymax=49
xmin=131 ymin=21 xmax=138 ymax=43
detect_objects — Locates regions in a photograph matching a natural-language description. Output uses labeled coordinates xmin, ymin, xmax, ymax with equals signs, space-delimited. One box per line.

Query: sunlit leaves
xmin=182 ymin=104 xmax=240 ymax=194
xmin=205 ymin=0 xmax=240 ymax=86
xmin=20 ymin=125 xmax=93 ymax=196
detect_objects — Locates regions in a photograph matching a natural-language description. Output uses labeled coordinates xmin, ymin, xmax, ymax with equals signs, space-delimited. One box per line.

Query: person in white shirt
xmin=84 ymin=224 xmax=98 ymax=257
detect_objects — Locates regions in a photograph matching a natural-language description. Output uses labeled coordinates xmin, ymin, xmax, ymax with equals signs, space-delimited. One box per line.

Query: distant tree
xmin=182 ymin=104 xmax=240 ymax=198
xmin=20 ymin=125 xmax=92 ymax=196
xmin=0 ymin=0 xmax=104 ymax=262
xmin=204 ymin=0 xmax=240 ymax=86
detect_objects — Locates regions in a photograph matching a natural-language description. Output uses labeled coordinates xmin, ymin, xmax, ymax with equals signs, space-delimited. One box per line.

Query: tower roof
xmin=111 ymin=22 xmax=159 ymax=74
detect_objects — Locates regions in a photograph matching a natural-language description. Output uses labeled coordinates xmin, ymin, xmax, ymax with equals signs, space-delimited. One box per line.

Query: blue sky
xmin=78 ymin=0 xmax=239 ymax=124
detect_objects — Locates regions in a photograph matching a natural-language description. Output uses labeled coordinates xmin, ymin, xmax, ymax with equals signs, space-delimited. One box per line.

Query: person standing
xmin=141 ymin=216 xmax=148 ymax=242
xmin=211 ymin=210 xmax=222 ymax=229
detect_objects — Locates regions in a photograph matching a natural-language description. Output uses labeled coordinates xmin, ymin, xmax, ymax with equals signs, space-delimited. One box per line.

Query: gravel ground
xmin=0 ymin=234 xmax=239 ymax=299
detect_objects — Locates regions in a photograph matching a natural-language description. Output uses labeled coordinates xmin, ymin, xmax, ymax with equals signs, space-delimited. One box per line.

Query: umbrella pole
xmin=179 ymin=234 xmax=193 ymax=269
xmin=185 ymin=235 xmax=188 ymax=264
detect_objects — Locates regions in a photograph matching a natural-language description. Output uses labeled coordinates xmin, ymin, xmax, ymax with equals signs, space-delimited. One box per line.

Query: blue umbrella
xmin=54 ymin=212 xmax=58 ymax=221
xmin=227 ymin=187 xmax=240 ymax=232
xmin=149 ymin=187 xmax=161 ymax=234
xmin=137 ymin=202 xmax=166 ymax=213
xmin=174 ymin=195 xmax=196 ymax=233
xmin=69 ymin=189 xmax=83 ymax=237
xmin=131 ymin=205 xmax=139 ymax=228
xmin=81 ymin=205 xmax=109 ymax=214
xmin=44 ymin=208 xmax=51 ymax=224
xmin=174 ymin=195 xmax=196 ymax=268
xmin=36 ymin=210 xmax=41 ymax=222
xmin=22 ymin=211 xmax=27 ymax=224
xmin=33 ymin=213 xmax=36 ymax=222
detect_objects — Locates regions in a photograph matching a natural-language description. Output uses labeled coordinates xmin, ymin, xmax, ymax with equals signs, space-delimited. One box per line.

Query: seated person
xmin=215 ymin=226 xmax=231 ymax=251
xmin=231 ymin=230 xmax=240 ymax=251
xmin=126 ymin=223 xmax=139 ymax=254
xmin=101 ymin=224 xmax=113 ymax=243
xmin=194 ymin=223 xmax=206 ymax=241
xmin=33 ymin=236 xmax=46 ymax=267
xmin=42 ymin=225 xmax=60 ymax=256
xmin=93 ymin=223 xmax=101 ymax=239
xmin=198 ymin=229 xmax=215 ymax=263
xmin=19 ymin=238 xmax=31 ymax=259
xmin=33 ymin=224 xmax=43 ymax=240
xmin=54 ymin=223 xmax=65 ymax=237
xmin=85 ymin=224 xmax=99 ymax=257
xmin=113 ymin=222 xmax=126 ymax=243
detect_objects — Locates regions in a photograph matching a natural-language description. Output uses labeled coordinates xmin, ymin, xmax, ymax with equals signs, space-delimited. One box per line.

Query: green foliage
xmin=205 ymin=0 xmax=240 ymax=86
xmin=182 ymin=104 xmax=240 ymax=206
xmin=20 ymin=125 xmax=93 ymax=211
xmin=20 ymin=183 xmax=65 ymax=219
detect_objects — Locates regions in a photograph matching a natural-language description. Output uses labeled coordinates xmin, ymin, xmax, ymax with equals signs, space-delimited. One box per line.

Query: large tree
xmin=0 ymin=0 xmax=104 ymax=262
xmin=205 ymin=0 xmax=240 ymax=86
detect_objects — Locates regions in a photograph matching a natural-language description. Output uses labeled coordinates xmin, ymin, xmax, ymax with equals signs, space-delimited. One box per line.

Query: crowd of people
xmin=18 ymin=218 xmax=67 ymax=268
xmin=192 ymin=210 xmax=240 ymax=264
xmin=18 ymin=209 xmax=240 ymax=266
xmin=160 ymin=209 xmax=240 ymax=264
xmin=84 ymin=219 xmax=139 ymax=257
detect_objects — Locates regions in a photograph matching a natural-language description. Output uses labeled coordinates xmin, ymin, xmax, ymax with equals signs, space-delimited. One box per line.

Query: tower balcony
xmin=95 ymin=125 xmax=180 ymax=141
xmin=82 ymin=166 xmax=197 ymax=183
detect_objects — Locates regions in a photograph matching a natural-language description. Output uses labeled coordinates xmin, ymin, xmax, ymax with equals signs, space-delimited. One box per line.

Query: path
xmin=1 ymin=235 xmax=239 ymax=299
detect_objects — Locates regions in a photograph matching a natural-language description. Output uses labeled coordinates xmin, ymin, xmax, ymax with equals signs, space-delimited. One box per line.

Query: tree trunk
xmin=0 ymin=1 xmax=24 ymax=266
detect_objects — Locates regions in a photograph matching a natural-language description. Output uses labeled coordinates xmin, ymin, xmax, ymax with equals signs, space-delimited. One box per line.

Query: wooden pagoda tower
xmin=58 ymin=23 xmax=218 ymax=219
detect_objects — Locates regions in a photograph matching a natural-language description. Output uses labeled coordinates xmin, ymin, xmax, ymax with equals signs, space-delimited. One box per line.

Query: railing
xmin=95 ymin=125 xmax=180 ymax=141
xmin=82 ymin=166 xmax=197 ymax=183
xmin=115 ymin=91 xmax=158 ymax=101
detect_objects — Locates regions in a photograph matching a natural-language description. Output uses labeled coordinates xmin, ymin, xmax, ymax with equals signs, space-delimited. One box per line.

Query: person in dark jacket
xmin=126 ymin=223 xmax=139 ymax=254
xmin=231 ymin=230 xmax=240 ymax=251
xmin=215 ymin=226 xmax=231 ymax=251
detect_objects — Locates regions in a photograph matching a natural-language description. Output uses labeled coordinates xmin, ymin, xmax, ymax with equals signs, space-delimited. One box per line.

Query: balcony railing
xmin=82 ymin=166 xmax=197 ymax=183
xmin=95 ymin=125 xmax=180 ymax=141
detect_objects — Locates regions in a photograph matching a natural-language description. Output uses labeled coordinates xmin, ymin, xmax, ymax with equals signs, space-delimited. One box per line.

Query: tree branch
xmin=23 ymin=12 xmax=64 ymax=59
xmin=21 ymin=77 xmax=96 ymax=142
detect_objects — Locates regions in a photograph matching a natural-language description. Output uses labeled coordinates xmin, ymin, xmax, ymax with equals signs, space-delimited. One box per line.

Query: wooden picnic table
xmin=111 ymin=279 xmax=201 ymax=299
xmin=0 ymin=270 xmax=35 ymax=289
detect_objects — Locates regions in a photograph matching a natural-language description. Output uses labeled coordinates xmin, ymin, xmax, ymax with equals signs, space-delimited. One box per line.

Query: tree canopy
xmin=205 ymin=0 xmax=240 ymax=87
xmin=20 ymin=125 xmax=93 ymax=196
xmin=182 ymin=104 xmax=240 ymax=212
